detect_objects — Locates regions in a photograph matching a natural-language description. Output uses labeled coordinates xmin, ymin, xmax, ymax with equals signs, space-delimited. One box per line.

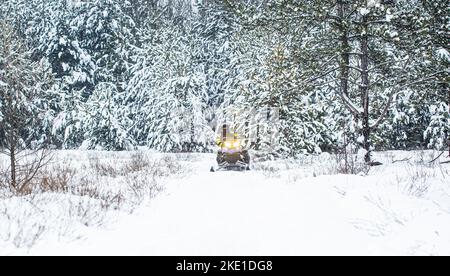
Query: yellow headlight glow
xmin=233 ymin=141 xmax=240 ymax=148
xmin=224 ymin=142 xmax=232 ymax=148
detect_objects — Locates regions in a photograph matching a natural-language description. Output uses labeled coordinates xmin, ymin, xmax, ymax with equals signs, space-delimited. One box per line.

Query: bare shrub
xmin=70 ymin=175 xmax=125 ymax=211
xmin=126 ymin=175 xmax=162 ymax=208
xmin=0 ymin=153 xmax=185 ymax=248
xmin=333 ymin=148 xmax=370 ymax=175
xmin=174 ymin=153 xmax=204 ymax=162
xmin=402 ymin=164 xmax=436 ymax=198
xmin=0 ymin=150 xmax=54 ymax=196
xmin=36 ymin=165 xmax=76 ymax=193
xmin=89 ymin=152 xmax=183 ymax=178
xmin=438 ymin=163 xmax=449 ymax=178
xmin=126 ymin=151 xmax=150 ymax=173
xmin=152 ymin=155 xmax=184 ymax=177
xmin=351 ymin=195 xmax=408 ymax=237
xmin=252 ymin=162 xmax=281 ymax=178
xmin=89 ymin=156 xmax=122 ymax=177
xmin=0 ymin=159 xmax=8 ymax=196
xmin=65 ymin=197 xmax=108 ymax=227
xmin=72 ymin=176 xmax=102 ymax=198
xmin=0 ymin=194 xmax=108 ymax=248
xmin=79 ymin=153 xmax=183 ymax=212
xmin=309 ymin=151 xmax=369 ymax=176
xmin=0 ymin=197 xmax=49 ymax=248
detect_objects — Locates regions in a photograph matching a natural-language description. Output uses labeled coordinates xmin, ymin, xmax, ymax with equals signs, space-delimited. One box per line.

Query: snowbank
xmin=0 ymin=150 xmax=449 ymax=255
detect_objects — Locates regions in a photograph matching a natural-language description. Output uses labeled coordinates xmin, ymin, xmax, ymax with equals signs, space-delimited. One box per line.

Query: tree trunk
xmin=9 ymin=139 xmax=16 ymax=192
xmin=447 ymin=83 xmax=450 ymax=157
xmin=337 ymin=0 xmax=352 ymax=168
xmin=360 ymin=14 xmax=371 ymax=162
xmin=167 ymin=0 xmax=174 ymax=18
xmin=337 ymin=0 xmax=350 ymax=98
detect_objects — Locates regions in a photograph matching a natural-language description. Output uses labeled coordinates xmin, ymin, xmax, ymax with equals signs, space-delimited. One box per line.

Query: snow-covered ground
xmin=0 ymin=150 xmax=449 ymax=256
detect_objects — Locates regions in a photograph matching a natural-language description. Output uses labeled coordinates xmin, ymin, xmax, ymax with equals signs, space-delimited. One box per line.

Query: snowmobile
xmin=210 ymin=124 xmax=250 ymax=172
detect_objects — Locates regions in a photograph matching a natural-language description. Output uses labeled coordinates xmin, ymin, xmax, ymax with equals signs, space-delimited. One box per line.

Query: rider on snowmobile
xmin=216 ymin=124 xmax=240 ymax=148
xmin=214 ymin=124 xmax=250 ymax=170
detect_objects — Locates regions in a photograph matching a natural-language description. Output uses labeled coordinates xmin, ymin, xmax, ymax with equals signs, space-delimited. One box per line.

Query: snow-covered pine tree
xmin=415 ymin=0 xmax=449 ymax=151
xmin=79 ymin=82 xmax=135 ymax=150
xmin=24 ymin=0 xmax=136 ymax=150
xmin=71 ymin=0 xmax=136 ymax=150
xmin=195 ymin=0 xmax=240 ymax=107
xmin=1 ymin=0 xmax=446 ymax=155
xmin=0 ymin=21 xmax=53 ymax=193
xmin=226 ymin=0 xmax=337 ymax=155
xmin=299 ymin=0 xmax=447 ymax=161
xmin=26 ymin=1 xmax=96 ymax=148
xmin=128 ymin=11 xmax=211 ymax=152
xmin=372 ymin=0 xmax=449 ymax=151
xmin=0 ymin=1 xmax=62 ymax=148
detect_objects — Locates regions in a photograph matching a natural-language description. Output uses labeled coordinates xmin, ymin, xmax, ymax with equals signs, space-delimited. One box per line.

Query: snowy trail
xmin=23 ymin=156 xmax=374 ymax=255
xmin=13 ymin=153 xmax=450 ymax=256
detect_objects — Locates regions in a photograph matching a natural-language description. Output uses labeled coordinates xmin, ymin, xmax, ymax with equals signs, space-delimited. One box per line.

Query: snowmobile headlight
xmin=224 ymin=142 xmax=232 ymax=148
xmin=233 ymin=141 xmax=240 ymax=148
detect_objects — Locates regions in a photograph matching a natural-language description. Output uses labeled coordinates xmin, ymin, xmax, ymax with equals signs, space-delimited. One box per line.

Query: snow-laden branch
xmin=370 ymin=70 xmax=448 ymax=130
xmin=285 ymin=56 xmax=340 ymax=93
xmin=345 ymin=65 xmax=363 ymax=73
xmin=341 ymin=92 xmax=363 ymax=116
